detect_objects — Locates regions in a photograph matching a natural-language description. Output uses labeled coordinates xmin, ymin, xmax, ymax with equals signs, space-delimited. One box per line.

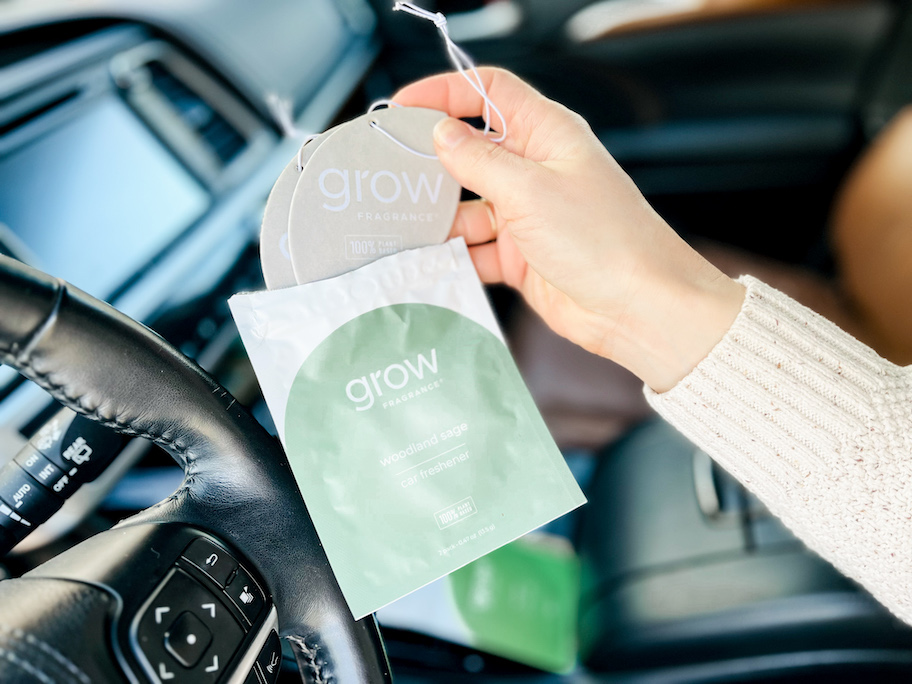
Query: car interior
xmin=3 ymin=0 xmax=912 ymax=682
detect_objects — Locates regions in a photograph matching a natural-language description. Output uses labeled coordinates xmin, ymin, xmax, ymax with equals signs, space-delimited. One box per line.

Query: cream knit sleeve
xmin=645 ymin=275 xmax=912 ymax=624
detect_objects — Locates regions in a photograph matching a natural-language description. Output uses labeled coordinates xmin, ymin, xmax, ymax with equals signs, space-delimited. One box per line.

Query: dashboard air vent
xmin=146 ymin=61 xmax=246 ymax=165
xmin=111 ymin=42 xmax=271 ymax=189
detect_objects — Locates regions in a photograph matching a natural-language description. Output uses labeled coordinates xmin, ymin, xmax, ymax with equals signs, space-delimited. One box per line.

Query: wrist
xmin=609 ymin=255 xmax=745 ymax=393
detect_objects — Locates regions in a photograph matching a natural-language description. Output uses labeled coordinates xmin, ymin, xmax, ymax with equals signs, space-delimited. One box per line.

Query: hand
xmin=394 ymin=68 xmax=744 ymax=392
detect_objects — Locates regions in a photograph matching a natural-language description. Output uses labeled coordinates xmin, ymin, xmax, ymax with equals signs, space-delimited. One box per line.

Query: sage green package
xmin=229 ymin=238 xmax=586 ymax=619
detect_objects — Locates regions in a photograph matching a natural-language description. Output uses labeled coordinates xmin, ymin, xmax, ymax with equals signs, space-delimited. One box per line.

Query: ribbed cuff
xmin=645 ymin=275 xmax=912 ymax=624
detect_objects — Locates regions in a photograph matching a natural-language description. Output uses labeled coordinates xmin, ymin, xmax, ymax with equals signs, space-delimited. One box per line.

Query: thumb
xmin=433 ymin=117 xmax=535 ymax=204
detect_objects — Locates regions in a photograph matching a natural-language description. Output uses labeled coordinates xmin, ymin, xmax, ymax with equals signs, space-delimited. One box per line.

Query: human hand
xmin=394 ymin=68 xmax=744 ymax=392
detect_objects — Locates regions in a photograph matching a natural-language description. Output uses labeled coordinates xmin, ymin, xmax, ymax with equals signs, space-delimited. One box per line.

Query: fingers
xmin=450 ymin=199 xmax=498 ymax=245
xmin=394 ymin=67 xmax=551 ymax=157
xmin=465 ymin=227 xmax=527 ymax=291
xmin=465 ymin=242 xmax=504 ymax=284
xmin=394 ymin=67 xmax=532 ymax=126
xmin=395 ymin=67 xmax=594 ymax=162
xmin=433 ymin=117 xmax=537 ymax=205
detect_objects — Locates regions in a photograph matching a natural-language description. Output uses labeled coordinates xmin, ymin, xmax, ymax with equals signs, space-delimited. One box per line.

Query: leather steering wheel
xmin=0 ymin=254 xmax=391 ymax=683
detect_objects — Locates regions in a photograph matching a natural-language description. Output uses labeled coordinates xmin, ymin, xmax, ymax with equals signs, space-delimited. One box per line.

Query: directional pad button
xmin=136 ymin=568 xmax=244 ymax=682
xmin=164 ymin=611 xmax=212 ymax=668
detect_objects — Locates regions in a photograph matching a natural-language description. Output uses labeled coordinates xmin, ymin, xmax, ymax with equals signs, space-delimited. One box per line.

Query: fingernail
xmin=434 ymin=117 xmax=472 ymax=150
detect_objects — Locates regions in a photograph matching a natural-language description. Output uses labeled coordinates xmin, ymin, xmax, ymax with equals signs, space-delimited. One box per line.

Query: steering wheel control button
xmin=14 ymin=448 xmax=64 ymax=493
xmin=158 ymin=662 xmax=177 ymax=680
xmin=182 ymin=538 xmax=237 ymax=587
xmin=136 ymin=569 xmax=245 ymax=683
xmin=255 ymin=630 xmax=282 ymax=683
xmin=0 ymin=498 xmax=31 ymax=536
xmin=225 ymin=566 xmax=264 ymax=624
xmin=244 ymin=668 xmax=264 ymax=684
xmin=164 ymin=611 xmax=212 ymax=667
xmin=0 ymin=503 xmax=30 ymax=551
xmin=29 ymin=409 xmax=128 ymax=484
xmin=0 ymin=463 xmax=61 ymax=526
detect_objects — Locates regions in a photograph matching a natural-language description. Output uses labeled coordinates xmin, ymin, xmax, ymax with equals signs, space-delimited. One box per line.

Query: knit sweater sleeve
xmin=645 ymin=275 xmax=912 ymax=624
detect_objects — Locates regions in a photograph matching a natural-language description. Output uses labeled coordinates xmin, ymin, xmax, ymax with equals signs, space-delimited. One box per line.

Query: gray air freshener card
xmin=288 ymin=107 xmax=460 ymax=284
xmin=259 ymin=125 xmax=341 ymax=290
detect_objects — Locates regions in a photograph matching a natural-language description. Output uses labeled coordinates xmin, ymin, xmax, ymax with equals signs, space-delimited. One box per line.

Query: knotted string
xmin=295 ymin=3 xmax=509 ymax=172
xmin=393 ymin=2 xmax=507 ymax=143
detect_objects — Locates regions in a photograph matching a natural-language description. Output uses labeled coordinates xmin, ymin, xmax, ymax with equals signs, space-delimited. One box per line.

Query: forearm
xmin=646 ymin=275 xmax=912 ymax=625
xmin=606 ymin=241 xmax=746 ymax=393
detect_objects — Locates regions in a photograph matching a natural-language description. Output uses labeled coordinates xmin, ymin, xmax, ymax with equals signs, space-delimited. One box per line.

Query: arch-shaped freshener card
xmin=229 ymin=239 xmax=586 ymax=619
xmin=259 ymin=123 xmax=343 ymax=290
xmin=288 ymin=107 xmax=460 ymax=285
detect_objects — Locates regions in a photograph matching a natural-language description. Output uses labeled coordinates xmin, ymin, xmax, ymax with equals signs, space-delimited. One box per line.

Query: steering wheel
xmin=0 ymin=254 xmax=391 ymax=683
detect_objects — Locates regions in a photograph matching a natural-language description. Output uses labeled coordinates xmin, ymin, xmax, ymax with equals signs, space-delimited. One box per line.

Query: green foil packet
xmin=229 ymin=238 xmax=586 ymax=619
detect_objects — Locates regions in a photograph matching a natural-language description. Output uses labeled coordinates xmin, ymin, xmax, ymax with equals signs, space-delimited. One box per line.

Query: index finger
xmin=393 ymin=67 xmax=567 ymax=159
xmin=394 ymin=67 xmax=529 ymax=116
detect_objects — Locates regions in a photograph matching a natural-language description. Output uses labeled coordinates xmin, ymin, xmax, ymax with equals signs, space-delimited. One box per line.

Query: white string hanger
xmin=266 ymin=92 xmax=305 ymax=139
xmin=295 ymin=3 xmax=509 ymax=171
xmin=367 ymin=99 xmax=402 ymax=113
xmin=265 ymin=92 xmax=324 ymax=172
xmin=392 ymin=1 xmax=507 ymax=144
xmin=365 ymin=100 xmax=439 ymax=160
xmin=295 ymin=133 xmax=321 ymax=172
xmin=369 ymin=119 xmax=439 ymax=160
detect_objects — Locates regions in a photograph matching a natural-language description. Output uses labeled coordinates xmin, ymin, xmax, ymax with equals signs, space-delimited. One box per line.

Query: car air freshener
xmin=236 ymin=0 xmax=585 ymax=624
xmin=259 ymin=125 xmax=342 ymax=289
xmin=287 ymin=106 xmax=460 ymax=284
xmin=229 ymin=238 xmax=586 ymax=619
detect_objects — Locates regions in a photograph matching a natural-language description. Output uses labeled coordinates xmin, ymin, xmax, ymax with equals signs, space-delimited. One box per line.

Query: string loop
xmin=393 ymin=1 xmax=507 ymax=144
xmin=266 ymin=93 xmax=304 ymax=139
xmin=295 ymin=4 xmax=508 ymax=171
xmin=369 ymin=119 xmax=438 ymax=160
xmin=367 ymin=99 xmax=438 ymax=159
xmin=367 ymin=99 xmax=403 ymax=114
xmin=295 ymin=133 xmax=320 ymax=172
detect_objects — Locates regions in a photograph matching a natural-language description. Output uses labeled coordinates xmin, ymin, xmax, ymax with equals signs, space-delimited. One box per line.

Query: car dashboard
xmin=0 ymin=0 xmax=378 ymax=557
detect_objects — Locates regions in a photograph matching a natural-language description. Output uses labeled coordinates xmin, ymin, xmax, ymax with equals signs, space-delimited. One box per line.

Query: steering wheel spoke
xmin=0 ymin=255 xmax=391 ymax=683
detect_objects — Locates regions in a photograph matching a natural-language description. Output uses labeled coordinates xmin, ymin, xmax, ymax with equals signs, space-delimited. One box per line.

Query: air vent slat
xmin=146 ymin=61 xmax=245 ymax=166
xmin=200 ymin=118 xmax=246 ymax=163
